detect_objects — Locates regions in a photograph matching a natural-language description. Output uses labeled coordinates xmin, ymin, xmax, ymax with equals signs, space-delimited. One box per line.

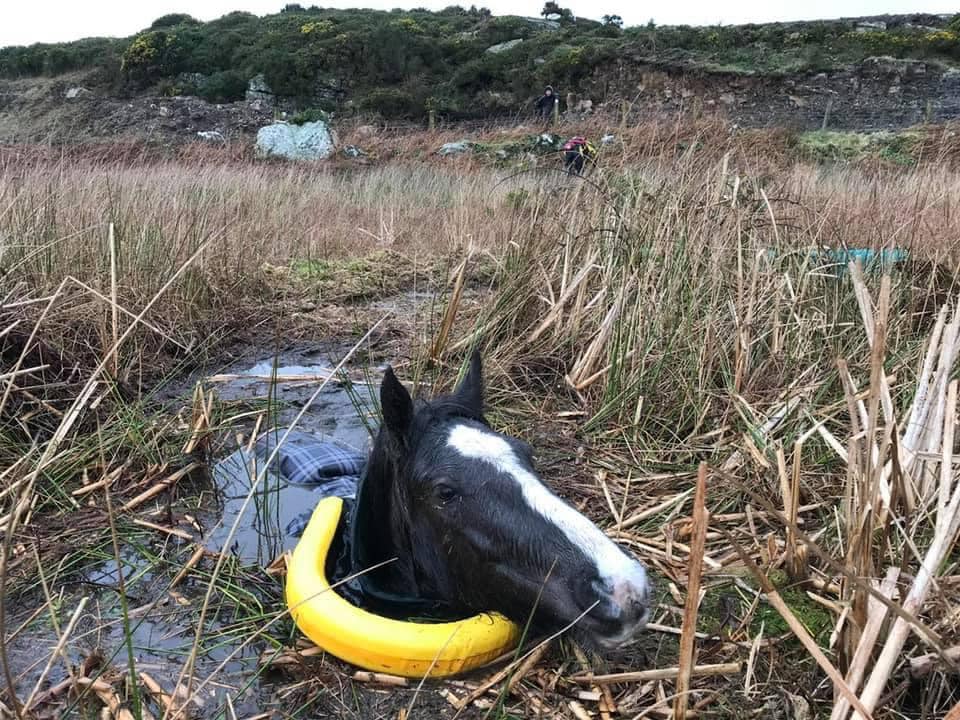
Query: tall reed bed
xmin=2 ymin=131 xmax=960 ymax=717
xmin=425 ymin=139 xmax=960 ymax=717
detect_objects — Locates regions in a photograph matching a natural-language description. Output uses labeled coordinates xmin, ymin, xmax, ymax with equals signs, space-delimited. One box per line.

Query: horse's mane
xmin=348 ymin=389 xmax=487 ymax=598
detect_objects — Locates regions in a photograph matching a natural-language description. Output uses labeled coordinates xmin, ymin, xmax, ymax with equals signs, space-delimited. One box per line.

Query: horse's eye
xmin=434 ymin=483 xmax=458 ymax=503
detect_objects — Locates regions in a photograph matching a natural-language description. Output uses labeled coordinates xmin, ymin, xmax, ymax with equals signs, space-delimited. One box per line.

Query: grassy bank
xmin=1 ymin=119 xmax=960 ymax=718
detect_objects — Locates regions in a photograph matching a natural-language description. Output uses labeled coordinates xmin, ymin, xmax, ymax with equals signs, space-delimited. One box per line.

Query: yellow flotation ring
xmin=285 ymin=496 xmax=522 ymax=677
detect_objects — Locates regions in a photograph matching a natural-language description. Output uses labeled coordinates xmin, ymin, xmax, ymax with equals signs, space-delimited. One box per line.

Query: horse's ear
xmin=453 ymin=348 xmax=484 ymax=418
xmin=380 ymin=366 xmax=413 ymax=442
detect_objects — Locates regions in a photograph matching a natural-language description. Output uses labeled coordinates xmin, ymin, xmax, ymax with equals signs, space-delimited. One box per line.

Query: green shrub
xmin=150 ymin=14 xmax=200 ymax=29
xmin=198 ymin=70 xmax=248 ymax=102
xmin=538 ymin=41 xmax=615 ymax=86
xmin=290 ymin=107 xmax=330 ymax=124
xmin=359 ymin=88 xmax=423 ymax=118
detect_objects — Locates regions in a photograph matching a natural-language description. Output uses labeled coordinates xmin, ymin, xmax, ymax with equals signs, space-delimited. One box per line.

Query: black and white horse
xmin=349 ymin=350 xmax=652 ymax=648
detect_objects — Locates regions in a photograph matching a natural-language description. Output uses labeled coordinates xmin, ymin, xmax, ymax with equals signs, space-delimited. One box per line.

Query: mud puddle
xmin=204 ymin=351 xmax=375 ymax=565
xmin=6 ymin=346 xmax=381 ymax=718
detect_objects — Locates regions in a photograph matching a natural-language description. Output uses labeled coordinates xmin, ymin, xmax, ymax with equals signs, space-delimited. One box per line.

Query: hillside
xmin=1 ymin=5 xmax=959 ymax=131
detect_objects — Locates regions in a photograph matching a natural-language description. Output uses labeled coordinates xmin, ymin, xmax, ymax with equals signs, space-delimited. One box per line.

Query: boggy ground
xmin=2 ymin=117 xmax=960 ymax=719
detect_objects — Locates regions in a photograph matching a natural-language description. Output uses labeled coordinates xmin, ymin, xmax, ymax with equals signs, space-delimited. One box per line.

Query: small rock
xmin=64 ymin=86 xmax=89 ymax=99
xmin=524 ymin=17 xmax=560 ymax=30
xmin=159 ymin=105 xmax=171 ymax=117
xmin=486 ymin=39 xmax=523 ymax=54
xmin=438 ymin=140 xmax=474 ymax=156
xmin=601 ymin=133 xmax=616 ymax=145
xmin=261 ymin=262 xmax=289 ymax=276
xmin=342 ymin=144 xmax=364 ymax=158
xmin=196 ymin=130 xmax=225 ymax=143
xmin=299 ymin=301 xmax=317 ymax=312
xmin=246 ymin=73 xmax=275 ymax=104
xmin=788 ymin=95 xmax=808 ymax=108
xmin=719 ymin=93 xmax=736 ymax=105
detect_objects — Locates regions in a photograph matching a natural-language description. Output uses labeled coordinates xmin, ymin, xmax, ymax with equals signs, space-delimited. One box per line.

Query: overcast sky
xmin=2 ymin=1 xmax=956 ymax=49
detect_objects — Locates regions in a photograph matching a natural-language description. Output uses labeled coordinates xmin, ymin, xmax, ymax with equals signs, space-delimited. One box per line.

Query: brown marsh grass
xmin=2 ymin=119 xmax=960 ymax=719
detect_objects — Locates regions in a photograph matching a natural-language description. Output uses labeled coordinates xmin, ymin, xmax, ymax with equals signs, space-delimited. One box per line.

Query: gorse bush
xmin=121 ymin=30 xmax=187 ymax=86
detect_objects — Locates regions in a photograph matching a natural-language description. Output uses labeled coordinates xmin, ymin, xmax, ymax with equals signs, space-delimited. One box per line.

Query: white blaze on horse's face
xmin=447 ymin=422 xmax=652 ymax=646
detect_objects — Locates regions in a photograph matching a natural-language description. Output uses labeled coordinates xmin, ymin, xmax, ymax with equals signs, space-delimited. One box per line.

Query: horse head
xmin=353 ymin=350 xmax=652 ymax=648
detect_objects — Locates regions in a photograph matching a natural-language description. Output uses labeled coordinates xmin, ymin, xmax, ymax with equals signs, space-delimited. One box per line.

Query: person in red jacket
xmin=562 ymin=136 xmax=596 ymax=175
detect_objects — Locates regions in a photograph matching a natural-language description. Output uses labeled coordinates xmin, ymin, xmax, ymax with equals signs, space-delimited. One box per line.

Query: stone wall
xmin=587 ymin=56 xmax=960 ymax=131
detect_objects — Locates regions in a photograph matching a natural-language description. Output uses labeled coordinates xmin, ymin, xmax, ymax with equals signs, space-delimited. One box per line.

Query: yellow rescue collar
xmin=285 ymin=496 xmax=522 ymax=677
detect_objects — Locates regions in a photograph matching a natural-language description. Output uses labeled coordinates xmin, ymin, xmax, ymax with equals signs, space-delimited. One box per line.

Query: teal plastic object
xmin=764 ymin=247 xmax=908 ymax=274
xmin=815 ymin=248 xmax=908 ymax=267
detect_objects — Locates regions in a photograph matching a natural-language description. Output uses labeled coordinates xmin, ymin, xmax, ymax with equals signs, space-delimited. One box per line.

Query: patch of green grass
xmin=289 ymin=108 xmax=331 ymax=125
xmin=291 ymin=258 xmax=334 ymax=281
xmin=505 ymin=188 xmax=531 ymax=210
xmin=796 ymin=129 xmax=922 ymax=165
xmin=469 ymin=133 xmax=562 ymax=166
xmin=697 ymin=577 xmax=832 ymax=644
xmin=288 ymin=250 xmax=443 ymax=302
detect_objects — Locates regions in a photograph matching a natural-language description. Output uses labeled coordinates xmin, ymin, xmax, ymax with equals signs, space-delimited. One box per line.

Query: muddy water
xmin=7 ymin=347 xmax=381 ymax=718
xmin=204 ymin=353 xmax=375 ymax=565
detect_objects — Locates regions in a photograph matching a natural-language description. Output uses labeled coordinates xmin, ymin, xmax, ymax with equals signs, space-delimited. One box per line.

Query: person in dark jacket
xmin=535 ymin=86 xmax=557 ymax=123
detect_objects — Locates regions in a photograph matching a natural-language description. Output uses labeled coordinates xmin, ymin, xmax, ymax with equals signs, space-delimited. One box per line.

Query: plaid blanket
xmin=253 ymin=429 xmax=366 ymax=537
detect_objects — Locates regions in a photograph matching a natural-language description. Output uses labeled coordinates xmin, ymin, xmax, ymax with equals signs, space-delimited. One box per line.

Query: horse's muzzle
xmin=575 ymin=567 xmax=652 ymax=647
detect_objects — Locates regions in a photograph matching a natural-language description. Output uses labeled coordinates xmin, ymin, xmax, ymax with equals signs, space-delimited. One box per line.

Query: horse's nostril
xmin=574 ymin=578 xmax=611 ymax=613
xmin=611 ymin=578 xmax=650 ymax=622
xmin=576 ymin=575 xmax=651 ymax=631
xmin=628 ymin=594 xmax=648 ymax=621
xmin=572 ymin=578 xmax=625 ymax=626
